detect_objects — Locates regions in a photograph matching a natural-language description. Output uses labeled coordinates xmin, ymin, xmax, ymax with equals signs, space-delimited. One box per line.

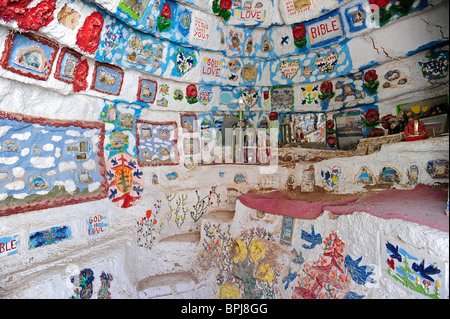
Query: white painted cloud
xmin=12 ymin=193 xmax=28 ymax=199
xmin=59 ymin=161 xmax=77 ymax=172
xmin=12 ymin=167 xmax=25 ymax=178
xmin=11 ymin=131 xmax=31 ymax=140
xmin=55 ymin=147 xmax=61 ymax=158
xmin=66 ymin=130 xmax=80 ymax=137
xmin=21 ymin=148 xmax=30 ymax=156
xmin=0 ymin=193 xmax=7 ymax=201
xmin=46 ymin=170 xmax=56 ymax=176
xmin=5 ymin=180 xmax=25 ymax=190
xmin=30 ymin=156 xmax=55 ymax=169
xmin=43 ymin=143 xmax=54 ymax=151
xmin=52 ymin=135 xmax=63 ymax=142
xmin=0 ymin=156 xmax=19 ymax=165
xmin=88 ymin=182 xmax=101 ymax=192
xmin=64 ymin=180 xmax=76 ymax=194
xmin=0 ymin=126 xmax=12 ymax=138
xmin=82 ymin=159 xmax=97 ymax=170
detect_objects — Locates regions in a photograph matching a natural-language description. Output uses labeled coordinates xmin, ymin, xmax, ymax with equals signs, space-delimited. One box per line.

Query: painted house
xmin=0 ymin=0 xmax=448 ymax=303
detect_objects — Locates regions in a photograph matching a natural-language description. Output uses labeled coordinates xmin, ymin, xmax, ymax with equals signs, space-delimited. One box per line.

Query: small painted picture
xmin=91 ymin=62 xmax=124 ymax=96
xmin=136 ymin=120 xmax=179 ymax=166
xmin=271 ymin=86 xmax=294 ymax=110
xmin=54 ymin=47 xmax=81 ymax=83
xmin=0 ymin=31 xmax=59 ymax=81
xmin=334 ymin=110 xmax=364 ymax=150
xmin=180 ymin=113 xmax=197 ymax=132
xmin=137 ymin=78 xmax=157 ymax=103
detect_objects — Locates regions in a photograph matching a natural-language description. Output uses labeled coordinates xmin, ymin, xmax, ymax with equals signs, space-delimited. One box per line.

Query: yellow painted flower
xmin=249 ymin=238 xmax=268 ymax=263
xmin=255 ymin=263 xmax=275 ymax=283
xmin=231 ymin=237 xmax=248 ymax=264
xmin=436 ymin=280 xmax=441 ymax=288
xmin=415 ymin=276 xmax=420 ymax=283
xmin=217 ymin=282 xmax=241 ymax=299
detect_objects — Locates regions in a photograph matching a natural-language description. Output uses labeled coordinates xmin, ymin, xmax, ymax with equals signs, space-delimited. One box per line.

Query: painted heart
xmin=321 ymin=166 xmax=341 ymax=189
xmin=176 ymin=49 xmax=196 ymax=76
xmin=279 ymin=60 xmax=300 ymax=79
xmin=411 ymin=105 xmax=421 ymax=114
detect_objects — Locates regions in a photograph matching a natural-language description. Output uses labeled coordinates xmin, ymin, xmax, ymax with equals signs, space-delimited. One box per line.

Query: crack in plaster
xmin=369 ymin=36 xmax=395 ymax=60
xmin=420 ymin=18 xmax=448 ymax=40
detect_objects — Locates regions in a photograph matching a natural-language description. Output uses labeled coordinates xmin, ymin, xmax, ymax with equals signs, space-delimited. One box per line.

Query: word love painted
xmin=87 ymin=215 xmax=108 ymax=236
xmin=236 ymin=10 xmax=265 ymax=21
xmin=308 ymin=14 xmax=343 ymax=46
xmin=202 ymin=58 xmax=222 ymax=78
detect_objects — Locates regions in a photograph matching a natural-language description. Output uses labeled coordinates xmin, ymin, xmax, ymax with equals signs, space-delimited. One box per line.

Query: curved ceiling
xmin=0 ymin=0 xmax=448 ymax=113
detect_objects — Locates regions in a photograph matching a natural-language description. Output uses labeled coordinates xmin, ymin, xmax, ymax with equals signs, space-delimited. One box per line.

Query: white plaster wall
xmin=225 ymin=200 xmax=449 ymax=299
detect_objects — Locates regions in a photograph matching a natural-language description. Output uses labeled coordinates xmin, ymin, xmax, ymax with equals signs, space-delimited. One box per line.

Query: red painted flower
xmin=263 ymin=90 xmax=270 ymax=100
xmin=161 ymin=3 xmax=171 ymax=20
xmin=364 ymin=69 xmax=378 ymax=83
xmin=387 ymin=258 xmax=395 ymax=270
xmin=327 ymin=135 xmax=337 ymax=146
xmin=76 ymin=11 xmax=104 ymax=54
xmin=369 ymin=0 xmax=391 ymax=9
xmin=269 ymin=112 xmax=279 ymax=121
xmin=365 ymin=108 xmax=380 ymax=123
xmin=186 ymin=84 xmax=198 ymax=98
xmin=326 ymin=119 xmax=335 ymax=129
xmin=220 ymin=0 xmax=232 ymax=10
xmin=320 ymin=80 xmax=334 ymax=93
xmin=146 ymin=209 xmax=152 ymax=219
xmin=292 ymin=24 xmax=306 ymax=40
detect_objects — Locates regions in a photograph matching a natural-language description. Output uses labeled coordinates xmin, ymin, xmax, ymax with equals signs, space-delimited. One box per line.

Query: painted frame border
xmin=0 ymin=110 xmax=108 ymax=217
xmin=136 ymin=119 xmax=179 ymax=167
xmin=54 ymin=47 xmax=82 ymax=84
xmin=0 ymin=31 xmax=59 ymax=81
xmin=90 ymin=62 xmax=124 ymax=96
xmin=180 ymin=113 xmax=198 ymax=133
xmin=137 ymin=77 xmax=158 ymax=104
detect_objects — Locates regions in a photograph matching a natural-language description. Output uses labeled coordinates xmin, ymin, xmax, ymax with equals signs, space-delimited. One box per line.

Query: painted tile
xmin=28 ymin=225 xmax=72 ymax=250
xmin=381 ymin=235 xmax=446 ymax=299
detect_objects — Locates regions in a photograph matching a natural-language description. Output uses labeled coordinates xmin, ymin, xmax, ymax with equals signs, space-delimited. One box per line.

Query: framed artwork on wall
xmin=136 ymin=120 xmax=179 ymax=166
xmin=137 ymin=77 xmax=157 ymax=104
xmin=54 ymin=47 xmax=82 ymax=84
xmin=180 ymin=113 xmax=197 ymax=132
xmin=0 ymin=31 xmax=59 ymax=81
xmin=334 ymin=110 xmax=364 ymax=150
xmin=91 ymin=62 xmax=124 ymax=96
xmin=280 ymin=215 xmax=294 ymax=245
xmin=0 ymin=111 xmax=107 ymax=217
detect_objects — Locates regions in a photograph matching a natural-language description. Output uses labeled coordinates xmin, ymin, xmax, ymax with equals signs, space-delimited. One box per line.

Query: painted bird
xmin=385 ymin=241 xmax=402 ymax=262
xmin=301 ymin=225 xmax=322 ymax=250
xmin=344 ymin=255 xmax=376 ymax=285
xmin=412 ymin=260 xmax=441 ymax=282
xmin=282 ymin=268 xmax=298 ymax=290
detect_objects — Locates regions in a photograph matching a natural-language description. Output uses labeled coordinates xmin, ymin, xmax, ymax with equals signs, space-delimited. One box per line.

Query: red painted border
xmin=54 ymin=47 xmax=82 ymax=84
xmin=90 ymin=61 xmax=124 ymax=96
xmin=180 ymin=113 xmax=197 ymax=133
xmin=0 ymin=110 xmax=108 ymax=217
xmin=137 ymin=77 xmax=157 ymax=104
xmin=0 ymin=31 xmax=59 ymax=81
xmin=136 ymin=119 xmax=179 ymax=167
